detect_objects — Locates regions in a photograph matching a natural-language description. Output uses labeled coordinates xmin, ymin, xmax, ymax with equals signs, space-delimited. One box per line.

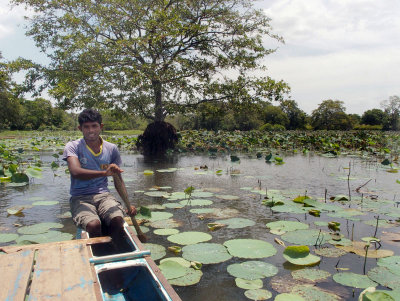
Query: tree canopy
xmin=12 ymin=0 xmax=290 ymax=122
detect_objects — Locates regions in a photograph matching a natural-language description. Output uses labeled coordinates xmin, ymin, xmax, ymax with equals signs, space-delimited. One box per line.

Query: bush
xmin=259 ymin=123 xmax=286 ymax=131
xmin=353 ymin=124 xmax=383 ymax=131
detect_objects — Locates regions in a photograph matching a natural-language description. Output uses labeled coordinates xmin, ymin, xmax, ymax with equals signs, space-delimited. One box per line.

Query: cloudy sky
xmin=1 ymin=0 xmax=399 ymax=114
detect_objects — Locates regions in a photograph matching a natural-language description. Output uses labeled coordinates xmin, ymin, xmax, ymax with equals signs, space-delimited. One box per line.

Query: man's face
xmin=78 ymin=121 xmax=103 ymax=142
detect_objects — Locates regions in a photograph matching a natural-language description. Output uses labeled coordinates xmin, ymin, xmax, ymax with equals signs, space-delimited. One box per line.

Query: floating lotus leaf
xmin=274 ymin=293 xmax=305 ymax=301
xmin=216 ymin=195 xmax=240 ymax=200
xmin=224 ymin=239 xmax=277 ymax=259
xmin=156 ymin=168 xmax=177 ymax=173
xmin=283 ymin=246 xmax=321 ymax=266
xmin=271 ymin=204 xmax=306 ymax=214
xmin=189 ymin=208 xmax=215 ymax=214
xmin=244 ymin=289 xmax=272 ymax=300
xmin=0 ymin=233 xmax=18 ymax=243
xmin=361 ymin=237 xmax=380 ymax=243
xmin=143 ymin=170 xmax=154 ymax=175
xmin=32 ymin=201 xmax=59 ymax=206
xmin=362 ymin=291 xmax=395 ymax=301
xmin=191 ymin=191 xmax=214 ymax=198
xmin=227 ymin=261 xmax=278 ymax=280
xmin=27 ymin=196 xmax=46 ymax=202
xmin=164 ymin=203 xmax=185 ymax=209
xmin=168 ymin=268 xmax=203 ymax=286
xmin=215 ymin=218 xmax=255 ymax=229
xmin=143 ymin=243 xmax=166 ymax=261
xmin=179 ymin=199 xmax=213 ymax=206
xmin=292 ymin=269 xmax=331 ymax=282
xmin=207 ymin=222 xmax=225 ymax=231
xmin=137 ymin=211 xmax=173 ymax=222
xmin=11 ymin=172 xmax=29 ymax=183
xmin=235 ymin=278 xmax=263 ymax=290
xmin=291 ymin=284 xmax=342 ymax=301
xmin=333 ymin=272 xmax=377 ymax=289
xmin=314 ymin=247 xmax=346 ymax=258
xmin=160 ymin=257 xmax=191 ymax=268
xmin=167 ymin=231 xmax=212 ymax=245
xmin=328 ymin=237 xmax=353 ymax=247
xmin=314 ymin=221 xmax=329 ymax=227
xmin=327 ymin=209 xmax=364 ymax=220
xmin=266 ymin=221 xmax=309 ymax=235
xmin=129 ymin=225 xmax=150 ymax=234
xmin=25 ymin=168 xmax=42 ymax=179
xmin=159 ymin=261 xmax=191 ymax=280
xmin=16 ymin=231 xmax=73 ymax=244
xmin=168 ymin=246 xmax=182 ymax=254
xmin=377 ymin=256 xmax=400 ymax=275
xmin=146 ymin=204 xmax=166 ymax=210
xmin=167 ymin=192 xmax=187 ymax=200
xmin=201 ymin=208 xmax=240 ymax=219
xmin=270 ymin=275 xmax=311 ymax=294
xmin=337 ymin=241 xmax=394 ymax=258
xmin=149 ymin=218 xmax=182 ymax=229
xmin=364 ymin=219 xmax=396 ymax=229
xmin=17 ymin=222 xmax=63 ymax=235
xmin=182 ymin=243 xmax=232 ymax=264
xmin=154 ymin=228 xmax=179 ymax=236
xmin=281 ymin=229 xmax=331 ymax=246
xmin=144 ymin=191 xmax=169 ymax=197
xmin=7 ymin=205 xmax=31 ymax=215
xmin=368 ymin=267 xmax=400 ymax=289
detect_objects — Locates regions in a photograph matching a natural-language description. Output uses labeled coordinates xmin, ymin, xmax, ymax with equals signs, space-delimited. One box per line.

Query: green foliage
xmin=381 ymin=95 xmax=400 ymax=131
xmin=361 ymin=109 xmax=385 ymax=126
xmin=12 ymin=0 xmax=289 ymax=122
xmin=311 ymin=99 xmax=353 ymax=130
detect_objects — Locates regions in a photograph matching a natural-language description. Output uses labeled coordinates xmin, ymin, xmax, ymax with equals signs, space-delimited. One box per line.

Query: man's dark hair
xmin=78 ymin=109 xmax=102 ymax=126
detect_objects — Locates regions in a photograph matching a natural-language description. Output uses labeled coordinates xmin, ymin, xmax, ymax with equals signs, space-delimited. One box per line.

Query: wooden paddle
xmin=112 ymin=173 xmax=147 ymax=243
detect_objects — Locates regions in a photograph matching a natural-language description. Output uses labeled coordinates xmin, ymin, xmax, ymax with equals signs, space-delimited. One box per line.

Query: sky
xmin=1 ymin=0 xmax=399 ymax=115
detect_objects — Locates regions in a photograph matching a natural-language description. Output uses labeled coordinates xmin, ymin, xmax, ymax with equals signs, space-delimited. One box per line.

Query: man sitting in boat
xmin=63 ymin=108 xmax=136 ymax=254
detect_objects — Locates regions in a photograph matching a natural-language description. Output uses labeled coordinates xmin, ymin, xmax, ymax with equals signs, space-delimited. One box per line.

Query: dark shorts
xmin=70 ymin=192 xmax=125 ymax=230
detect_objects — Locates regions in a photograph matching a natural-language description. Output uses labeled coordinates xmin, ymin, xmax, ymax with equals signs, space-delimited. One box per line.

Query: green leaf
xmin=143 ymin=243 xmax=166 ymax=261
xmin=11 ymin=172 xmax=29 ymax=183
xmin=227 ymin=261 xmax=278 ymax=280
xmin=139 ymin=206 xmax=151 ymax=217
xmin=283 ymin=245 xmax=321 ymax=266
xmin=159 ymin=261 xmax=191 ymax=280
xmin=235 ymin=278 xmax=263 ymax=290
xmin=332 ymin=272 xmax=377 ymax=289
xmin=244 ymin=289 xmax=272 ymax=300
xmin=381 ymin=159 xmax=391 ymax=165
xmin=167 ymin=231 xmax=212 ymax=245
xmin=224 ymin=239 xmax=277 ymax=259
xmin=182 ymin=243 xmax=232 ymax=264
xmin=0 ymin=233 xmax=19 ymax=243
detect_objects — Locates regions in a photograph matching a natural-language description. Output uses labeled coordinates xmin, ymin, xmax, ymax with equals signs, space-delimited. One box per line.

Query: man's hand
xmin=126 ymin=205 xmax=137 ymax=216
xmin=104 ymin=163 xmax=124 ymax=176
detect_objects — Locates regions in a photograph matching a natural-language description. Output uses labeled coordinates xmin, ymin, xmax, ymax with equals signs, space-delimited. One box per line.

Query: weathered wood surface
xmin=0 ymin=249 xmax=34 ymax=301
xmin=0 ymin=236 xmax=111 ymax=254
xmin=0 ymin=239 xmax=102 ymax=301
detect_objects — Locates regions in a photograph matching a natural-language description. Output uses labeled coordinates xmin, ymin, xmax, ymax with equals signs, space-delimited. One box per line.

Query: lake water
xmin=1 ymin=151 xmax=399 ymax=300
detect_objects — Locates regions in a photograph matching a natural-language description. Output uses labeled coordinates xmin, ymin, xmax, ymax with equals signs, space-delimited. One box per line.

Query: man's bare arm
xmin=66 ymin=156 xmax=123 ymax=180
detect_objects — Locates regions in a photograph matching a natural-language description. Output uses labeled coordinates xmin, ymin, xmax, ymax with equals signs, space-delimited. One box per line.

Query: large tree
xmin=311 ymin=99 xmax=352 ymax=130
xmin=12 ymin=0 xmax=289 ymax=155
xmin=381 ymin=95 xmax=400 ymax=131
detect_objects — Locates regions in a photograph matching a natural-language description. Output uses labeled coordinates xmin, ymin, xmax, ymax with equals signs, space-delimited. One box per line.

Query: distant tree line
xmin=1 ymin=53 xmax=399 ymax=132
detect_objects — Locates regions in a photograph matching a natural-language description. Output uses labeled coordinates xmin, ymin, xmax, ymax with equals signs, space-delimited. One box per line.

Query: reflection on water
xmin=1 ymin=152 xmax=399 ymax=300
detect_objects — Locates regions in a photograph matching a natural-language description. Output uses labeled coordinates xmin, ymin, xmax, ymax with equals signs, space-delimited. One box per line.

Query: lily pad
xmin=283 ymin=246 xmax=321 ymax=266
xmin=227 ymin=261 xmax=278 ymax=280
xmin=159 ymin=261 xmax=191 ymax=280
xmin=167 ymin=231 xmax=212 ymax=245
xmin=202 ymin=208 xmax=240 ymax=219
xmin=149 ymin=219 xmax=182 ymax=229
xmin=337 ymin=241 xmax=394 ymax=258
xmin=17 ymin=222 xmax=64 ymax=235
xmin=244 ymin=289 xmax=272 ymax=300
xmin=32 ymin=201 xmax=59 ymax=206
xmin=182 ymin=243 xmax=232 ymax=264
xmin=274 ymin=293 xmax=305 ymax=301
xmin=137 ymin=211 xmax=173 ymax=222
xmin=143 ymin=243 xmax=166 ymax=261
xmin=129 ymin=225 xmax=150 ymax=234
xmin=271 ymin=204 xmax=306 ymax=214
xmin=224 ymin=239 xmax=277 ymax=259
xmin=281 ymin=229 xmax=331 ymax=246
xmin=168 ymin=268 xmax=203 ymax=286
xmin=292 ymin=269 xmax=331 ymax=282
xmin=362 ymin=291 xmax=395 ymax=301
xmin=164 ymin=203 xmax=185 ymax=209
xmin=368 ymin=266 xmax=400 ymax=289
xmin=154 ymin=228 xmax=179 ymax=236
xmin=180 ymin=199 xmax=213 ymax=206
xmin=191 ymin=191 xmax=215 ymax=198
xmin=160 ymin=257 xmax=191 ymax=268
xmin=291 ymin=284 xmax=342 ymax=301
xmin=144 ymin=191 xmax=168 ymax=197
xmin=0 ymin=233 xmax=19 ymax=243
xmin=266 ymin=221 xmax=309 ymax=235
xmin=235 ymin=278 xmax=263 ymax=290
xmin=189 ymin=208 xmax=215 ymax=214
xmin=377 ymin=256 xmax=400 ymax=275
xmin=364 ymin=219 xmax=396 ymax=229
xmin=216 ymin=218 xmax=256 ymax=229
xmin=16 ymin=231 xmax=73 ymax=244
xmin=314 ymin=247 xmax=347 ymax=258
xmin=333 ymin=272 xmax=377 ymax=289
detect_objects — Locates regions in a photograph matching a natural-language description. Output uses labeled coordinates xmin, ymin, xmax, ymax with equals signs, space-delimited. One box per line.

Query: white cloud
xmin=261 ymin=0 xmax=400 ymax=114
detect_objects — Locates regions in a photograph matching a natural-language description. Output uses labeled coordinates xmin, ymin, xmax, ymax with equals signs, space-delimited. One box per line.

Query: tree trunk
xmin=152 ymin=79 xmax=164 ymax=122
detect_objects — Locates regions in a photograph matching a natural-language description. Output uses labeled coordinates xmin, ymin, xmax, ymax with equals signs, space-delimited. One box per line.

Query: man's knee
xmin=86 ymin=219 xmax=102 ymax=237
xmin=109 ymin=216 xmax=125 ymax=232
